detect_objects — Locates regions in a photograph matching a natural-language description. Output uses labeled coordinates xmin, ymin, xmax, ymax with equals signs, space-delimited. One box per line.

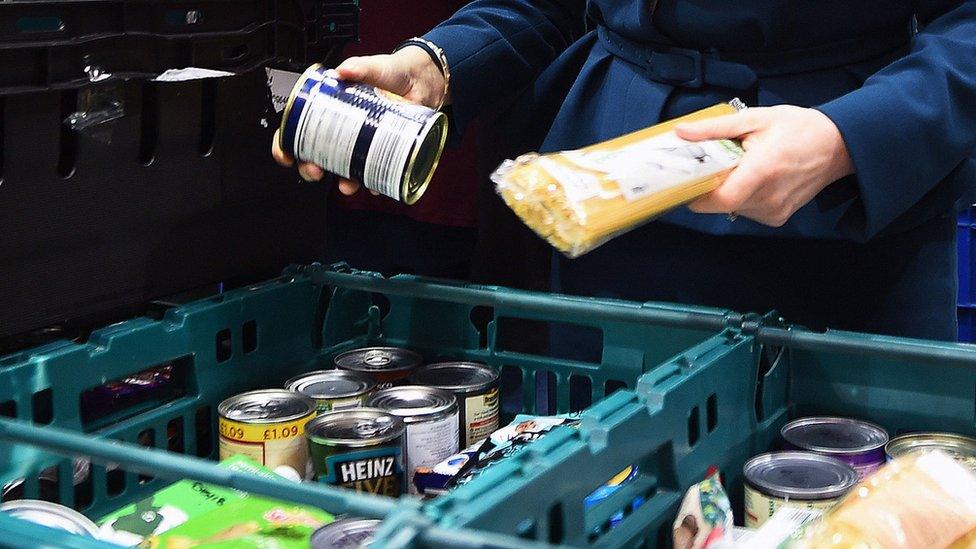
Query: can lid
xmin=365 ymin=386 xmax=457 ymax=422
xmin=285 ymin=370 xmax=376 ymax=399
xmin=0 ymin=500 xmax=100 ymax=537
xmin=410 ymin=362 xmax=499 ymax=393
xmin=782 ymin=417 xmax=889 ymax=454
xmin=306 ymin=408 xmax=405 ymax=446
xmin=744 ymin=452 xmax=858 ymax=500
xmin=311 ymin=518 xmax=382 ymax=549
xmin=886 ymin=432 xmax=976 ymax=466
xmin=219 ymin=389 xmax=316 ymax=423
xmin=334 ymin=347 xmax=423 ymax=373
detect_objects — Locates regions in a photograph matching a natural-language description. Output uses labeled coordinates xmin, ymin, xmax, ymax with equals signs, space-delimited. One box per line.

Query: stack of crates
xmin=0 ymin=264 xmax=973 ymax=547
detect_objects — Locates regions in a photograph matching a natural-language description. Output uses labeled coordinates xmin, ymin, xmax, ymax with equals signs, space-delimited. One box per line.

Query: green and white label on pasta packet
xmin=97 ymin=455 xmax=281 ymax=545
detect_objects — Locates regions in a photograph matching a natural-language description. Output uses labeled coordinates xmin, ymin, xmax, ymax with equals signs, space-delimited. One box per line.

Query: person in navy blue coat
xmin=275 ymin=1 xmax=976 ymax=341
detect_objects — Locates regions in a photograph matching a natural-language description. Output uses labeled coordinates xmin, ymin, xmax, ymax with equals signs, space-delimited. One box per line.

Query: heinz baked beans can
xmin=218 ymin=389 xmax=317 ymax=478
xmin=279 ymin=64 xmax=448 ymax=205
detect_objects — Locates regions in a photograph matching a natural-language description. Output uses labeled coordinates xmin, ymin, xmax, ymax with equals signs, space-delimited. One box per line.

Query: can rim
xmin=781 ymin=416 xmax=889 ymax=454
xmin=306 ymin=408 xmax=405 ymax=446
xmin=366 ymin=386 xmax=458 ymax=422
xmin=410 ymin=362 xmax=499 ymax=393
xmin=743 ymin=451 xmax=858 ymax=500
xmin=400 ymin=110 xmax=448 ymax=205
xmin=334 ymin=347 xmax=424 ymax=373
xmin=218 ymin=389 xmax=317 ymax=424
xmin=311 ymin=517 xmax=382 ymax=546
xmin=278 ymin=63 xmax=325 ymax=157
xmin=0 ymin=499 xmax=100 ymax=537
xmin=885 ymin=432 xmax=976 ymax=456
xmin=284 ymin=370 xmax=376 ymax=399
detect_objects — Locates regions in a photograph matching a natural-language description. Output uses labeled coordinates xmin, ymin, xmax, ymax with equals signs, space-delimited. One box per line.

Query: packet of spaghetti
xmin=492 ymin=101 xmax=746 ymax=258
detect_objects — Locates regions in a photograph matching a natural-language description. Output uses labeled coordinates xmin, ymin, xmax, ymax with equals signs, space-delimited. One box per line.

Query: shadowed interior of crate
xmin=0 ymin=270 xmax=728 ymax=533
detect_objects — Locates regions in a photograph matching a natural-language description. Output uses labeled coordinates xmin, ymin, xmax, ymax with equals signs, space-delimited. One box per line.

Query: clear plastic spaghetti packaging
xmin=492 ymin=101 xmax=746 ymax=258
xmin=793 ymin=451 xmax=976 ymax=549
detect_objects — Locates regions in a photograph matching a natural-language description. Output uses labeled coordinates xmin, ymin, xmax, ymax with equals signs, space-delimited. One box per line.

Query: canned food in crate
xmin=334 ymin=347 xmax=423 ymax=388
xmin=279 ymin=64 xmax=448 ymax=204
xmin=743 ymin=451 xmax=858 ymax=528
xmin=366 ymin=386 xmax=459 ymax=494
xmin=410 ymin=362 xmax=500 ymax=447
xmin=311 ymin=518 xmax=381 ymax=549
xmin=306 ymin=408 xmax=405 ymax=497
xmin=885 ymin=432 xmax=976 ymax=472
xmin=0 ymin=499 xmax=100 ymax=537
xmin=2 ymin=458 xmax=91 ymax=501
xmin=285 ymin=370 xmax=376 ymax=413
xmin=218 ymin=389 xmax=317 ymax=477
xmin=781 ymin=416 xmax=888 ymax=480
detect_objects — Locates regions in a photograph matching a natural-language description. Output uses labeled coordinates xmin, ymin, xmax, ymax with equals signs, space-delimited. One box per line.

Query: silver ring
xmin=727 ymin=212 xmax=739 ymax=222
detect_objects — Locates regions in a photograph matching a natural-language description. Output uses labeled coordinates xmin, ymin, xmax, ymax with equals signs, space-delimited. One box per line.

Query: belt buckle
xmin=652 ymin=45 xmax=704 ymax=88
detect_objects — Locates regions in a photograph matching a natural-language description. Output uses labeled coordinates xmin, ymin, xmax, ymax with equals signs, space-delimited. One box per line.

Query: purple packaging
xmin=781 ymin=417 xmax=889 ymax=480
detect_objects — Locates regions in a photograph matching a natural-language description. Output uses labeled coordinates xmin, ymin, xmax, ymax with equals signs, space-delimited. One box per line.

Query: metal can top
xmin=886 ymin=432 xmax=976 ymax=469
xmin=0 ymin=500 xmax=100 ymax=537
xmin=306 ymin=408 xmax=405 ymax=447
xmin=782 ymin=417 xmax=889 ymax=454
xmin=334 ymin=347 xmax=423 ymax=374
xmin=744 ymin=452 xmax=859 ymax=500
xmin=366 ymin=386 xmax=458 ymax=423
xmin=218 ymin=389 xmax=316 ymax=424
xmin=311 ymin=518 xmax=381 ymax=549
xmin=409 ymin=362 xmax=499 ymax=394
xmin=285 ymin=370 xmax=376 ymax=400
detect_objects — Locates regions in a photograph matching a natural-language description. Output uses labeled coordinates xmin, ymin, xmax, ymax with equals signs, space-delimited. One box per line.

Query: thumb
xmin=675 ymin=111 xmax=763 ymax=141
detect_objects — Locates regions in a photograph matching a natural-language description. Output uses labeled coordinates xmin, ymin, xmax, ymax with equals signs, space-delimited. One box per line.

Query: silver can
xmin=366 ymin=386 xmax=459 ymax=494
xmin=218 ymin=389 xmax=317 ymax=477
xmin=0 ymin=499 xmax=100 ymax=537
xmin=410 ymin=362 xmax=500 ymax=447
xmin=286 ymin=370 xmax=377 ymax=413
xmin=743 ymin=451 xmax=858 ymax=528
xmin=334 ymin=347 xmax=423 ymax=389
xmin=781 ymin=417 xmax=888 ymax=480
xmin=311 ymin=517 xmax=382 ymax=548
xmin=885 ymin=432 xmax=976 ymax=472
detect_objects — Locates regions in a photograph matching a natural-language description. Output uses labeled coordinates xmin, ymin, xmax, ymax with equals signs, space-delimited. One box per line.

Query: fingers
xmin=688 ymin=155 xmax=768 ymax=215
xmin=337 ymin=179 xmax=360 ymax=196
xmin=336 ymin=55 xmax=408 ymax=94
xmin=675 ymin=110 xmax=765 ymax=142
xmin=271 ymin=130 xmax=294 ymax=167
xmin=298 ymin=162 xmax=325 ymax=182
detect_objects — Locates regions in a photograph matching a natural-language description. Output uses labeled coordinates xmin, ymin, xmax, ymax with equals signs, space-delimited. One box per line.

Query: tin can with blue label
xmin=279 ymin=64 xmax=448 ymax=204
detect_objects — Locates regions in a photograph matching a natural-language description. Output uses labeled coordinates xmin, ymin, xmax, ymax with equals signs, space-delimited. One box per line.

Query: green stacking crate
xmin=0 ymin=264 xmax=742 ymax=547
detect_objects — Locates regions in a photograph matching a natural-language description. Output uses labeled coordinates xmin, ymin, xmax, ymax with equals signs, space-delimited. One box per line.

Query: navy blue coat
xmin=424 ymin=1 xmax=976 ymax=339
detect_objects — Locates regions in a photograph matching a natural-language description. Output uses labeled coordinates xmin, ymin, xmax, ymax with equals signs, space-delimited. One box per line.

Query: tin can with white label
xmin=781 ymin=416 xmax=889 ymax=480
xmin=410 ymin=362 xmax=500 ymax=447
xmin=279 ymin=64 xmax=448 ymax=204
xmin=366 ymin=386 xmax=459 ymax=494
xmin=285 ymin=370 xmax=376 ymax=414
xmin=0 ymin=499 xmax=100 ymax=537
xmin=218 ymin=389 xmax=317 ymax=477
xmin=306 ymin=408 xmax=405 ymax=497
xmin=334 ymin=347 xmax=423 ymax=389
xmin=743 ymin=452 xmax=858 ymax=528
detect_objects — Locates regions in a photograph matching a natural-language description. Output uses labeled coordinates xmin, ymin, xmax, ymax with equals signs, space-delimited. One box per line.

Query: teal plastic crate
xmin=0 ymin=264 xmax=742 ymax=547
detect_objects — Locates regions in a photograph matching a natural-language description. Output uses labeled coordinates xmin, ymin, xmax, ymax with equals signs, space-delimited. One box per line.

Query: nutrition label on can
xmin=218 ymin=415 xmax=313 ymax=476
xmin=405 ymin=414 xmax=459 ymax=494
xmin=744 ymin=485 xmax=839 ymax=528
xmin=464 ymin=388 xmax=500 ymax=447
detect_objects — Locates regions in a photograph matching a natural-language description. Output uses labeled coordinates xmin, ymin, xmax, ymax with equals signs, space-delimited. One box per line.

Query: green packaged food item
xmin=98 ymin=456 xmax=283 ymax=545
xmin=145 ymin=495 xmax=332 ymax=548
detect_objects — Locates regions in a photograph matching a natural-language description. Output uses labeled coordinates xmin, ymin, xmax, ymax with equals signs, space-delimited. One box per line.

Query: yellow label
xmin=218 ymin=414 xmax=314 ymax=475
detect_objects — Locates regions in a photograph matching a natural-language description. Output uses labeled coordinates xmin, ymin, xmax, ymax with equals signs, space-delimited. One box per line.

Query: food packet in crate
xmin=492 ymin=101 xmax=746 ymax=258
xmin=793 ymin=450 xmax=976 ymax=549
xmin=673 ymin=468 xmax=734 ymax=549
